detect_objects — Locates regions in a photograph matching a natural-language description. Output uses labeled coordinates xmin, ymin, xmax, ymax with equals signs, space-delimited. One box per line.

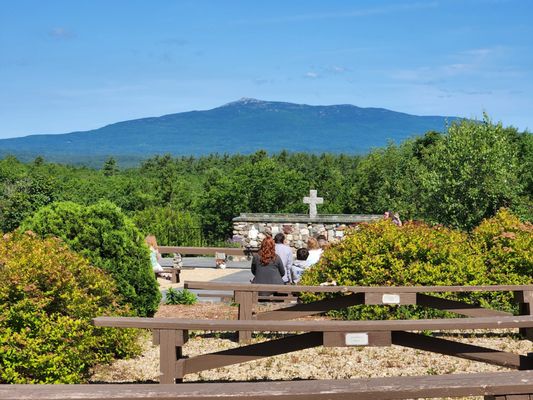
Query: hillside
xmin=0 ymin=98 xmax=460 ymax=165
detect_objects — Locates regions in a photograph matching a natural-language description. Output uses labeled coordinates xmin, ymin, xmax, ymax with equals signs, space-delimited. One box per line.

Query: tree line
xmin=0 ymin=115 xmax=531 ymax=243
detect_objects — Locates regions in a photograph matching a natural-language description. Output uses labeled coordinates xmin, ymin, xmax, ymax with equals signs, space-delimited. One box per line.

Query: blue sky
xmin=1 ymin=0 xmax=532 ymax=139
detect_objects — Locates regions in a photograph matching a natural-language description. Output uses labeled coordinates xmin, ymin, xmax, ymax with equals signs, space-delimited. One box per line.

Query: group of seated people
xmin=251 ymin=233 xmax=328 ymax=285
xmin=146 ymin=232 xmax=328 ymax=284
xmin=148 ymin=212 xmax=401 ymax=284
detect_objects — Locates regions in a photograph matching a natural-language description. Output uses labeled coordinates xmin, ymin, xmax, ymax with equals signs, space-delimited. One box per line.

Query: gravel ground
xmin=89 ymin=303 xmax=533 ymax=384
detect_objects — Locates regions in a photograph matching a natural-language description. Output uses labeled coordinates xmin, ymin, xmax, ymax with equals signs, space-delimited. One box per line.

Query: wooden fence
xmin=184 ymin=282 xmax=533 ymax=342
xmin=3 ymin=371 xmax=533 ymax=399
xmin=94 ymin=314 xmax=533 ymax=383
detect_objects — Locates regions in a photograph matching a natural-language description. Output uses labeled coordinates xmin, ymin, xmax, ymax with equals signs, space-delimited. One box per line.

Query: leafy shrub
xmin=165 ymin=288 xmax=198 ymax=305
xmin=21 ymin=200 xmax=161 ymax=316
xmin=300 ymin=213 xmax=531 ymax=320
xmin=131 ymin=206 xmax=203 ymax=246
xmin=469 ymin=209 xmax=533 ymax=309
xmin=0 ymin=171 xmax=57 ymax=233
xmin=0 ymin=231 xmax=139 ymax=383
xmin=473 ymin=208 xmax=533 ymax=280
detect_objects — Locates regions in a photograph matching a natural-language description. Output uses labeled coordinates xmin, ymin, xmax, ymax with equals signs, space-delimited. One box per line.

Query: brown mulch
xmin=156 ymin=303 xmax=238 ymax=320
xmin=155 ymin=302 xmax=328 ymax=320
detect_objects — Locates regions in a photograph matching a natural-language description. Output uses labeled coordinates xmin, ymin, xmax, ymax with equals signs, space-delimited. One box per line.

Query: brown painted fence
xmin=2 ymin=371 xmax=533 ymax=399
xmin=184 ymin=282 xmax=533 ymax=342
xmin=93 ymin=315 xmax=533 ymax=383
xmin=158 ymin=246 xmax=256 ymax=257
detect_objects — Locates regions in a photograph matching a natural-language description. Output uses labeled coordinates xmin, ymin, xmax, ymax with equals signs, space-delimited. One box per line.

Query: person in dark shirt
xmin=251 ymin=236 xmax=285 ymax=285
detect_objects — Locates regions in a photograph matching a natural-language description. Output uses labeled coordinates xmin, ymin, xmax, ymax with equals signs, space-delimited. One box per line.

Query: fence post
xmin=235 ymin=290 xmax=255 ymax=343
xmin=515 ymin=290 xmax=533 ymax=340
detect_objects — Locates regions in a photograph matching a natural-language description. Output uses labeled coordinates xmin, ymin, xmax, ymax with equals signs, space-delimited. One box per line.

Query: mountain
xmin=0 ymin=98 xmax=459 ymax=165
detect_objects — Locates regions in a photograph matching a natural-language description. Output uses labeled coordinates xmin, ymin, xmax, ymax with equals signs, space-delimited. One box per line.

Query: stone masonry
xmin=232 ymin=213 xmax=381 ymax=252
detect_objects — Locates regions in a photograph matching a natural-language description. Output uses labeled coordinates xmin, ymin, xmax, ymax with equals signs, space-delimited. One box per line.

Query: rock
xmin=249 ymin=226 xmax=259 ymax=239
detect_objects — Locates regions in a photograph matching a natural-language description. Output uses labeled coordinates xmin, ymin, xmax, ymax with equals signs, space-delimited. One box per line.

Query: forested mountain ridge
xmin=1 ymin=116 xmax=531 ymax=240
xmin=0 ymin=98 xmax=460 ymax=165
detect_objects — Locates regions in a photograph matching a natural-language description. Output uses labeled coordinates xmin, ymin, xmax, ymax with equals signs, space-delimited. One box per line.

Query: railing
xmin=158 ymin=246 xmax=257 ymax=257
xmin=93 ymin=314 xmax=533 ymax=383
xmin=4 ymin=371 xmax=533 ymax=399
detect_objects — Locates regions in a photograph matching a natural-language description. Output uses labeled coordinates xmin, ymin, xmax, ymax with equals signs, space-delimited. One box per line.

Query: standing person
xmin=145 ymin=235 xmax=165 ymax=277
xmin=306 ymin=237 xmax=323 ymax=266
xmin=274 ymin=233 xmax=293 ymax=283
xmin=251 ymin=236 xmax=285 ymax=285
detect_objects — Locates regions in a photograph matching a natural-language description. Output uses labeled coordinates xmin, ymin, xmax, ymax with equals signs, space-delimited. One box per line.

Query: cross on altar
xmin=303 ymin=189 xmax=323 ymax=218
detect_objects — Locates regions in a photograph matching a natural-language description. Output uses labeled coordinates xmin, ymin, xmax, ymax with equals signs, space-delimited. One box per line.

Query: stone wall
xmin=232 ymin=213 xmax=381 ymax=252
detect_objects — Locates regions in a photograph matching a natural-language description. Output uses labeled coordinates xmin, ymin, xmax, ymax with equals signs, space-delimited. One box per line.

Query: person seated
xmin=251 ymin=236 xmax=285 ymax=291
xmin=392 ymin=212 xmax=403 ymax=226
xmin=290 ymin=248 xmax=311 ymax=284
xmin=316 ymin=234 xmax=329 ymax=250
xmin=274 ymin=232 xmax=293 ymax=283
xmin=145 ymin=235 xmax=166 ymax=278
xmin=384 ymin=210 xmax=403 ymax=226
xmin=306 ymin=237 xmax=323 ymax=267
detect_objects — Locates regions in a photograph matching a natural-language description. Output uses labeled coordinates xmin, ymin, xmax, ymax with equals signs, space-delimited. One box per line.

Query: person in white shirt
xmin=306 ymin=237 xmax=323 ymax=266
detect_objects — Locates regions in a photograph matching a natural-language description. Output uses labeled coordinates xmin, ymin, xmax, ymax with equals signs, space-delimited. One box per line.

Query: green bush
xmin=131 ymin=206 xmax=203 ymax=246
xmin=300 ymin=212 xmax=532 ymax=320
xmin=21 ymin=200 xmax=161 ymax=317
xmin=0 ymin=231 xmax=140 ymax=383
xmin=473 ymin=208 xmax=533 ymax=280
xmin=165 ymin=288 xmax=198 ymax=305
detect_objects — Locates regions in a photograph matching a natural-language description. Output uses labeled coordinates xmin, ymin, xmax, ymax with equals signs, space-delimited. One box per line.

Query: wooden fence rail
xmin=2 ymin=371 xmax=533 ymax=399
xmin=158 ymin=246 xmax=256 ymax=257
xmin=93 ymin=315 xmax=533 ymax=383
xmin=184 ymin=282 xmax=533 ymax=342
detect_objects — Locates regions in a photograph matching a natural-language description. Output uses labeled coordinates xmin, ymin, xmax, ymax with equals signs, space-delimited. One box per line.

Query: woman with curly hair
xmin=251 ymin=236 xmax=285 ymax=285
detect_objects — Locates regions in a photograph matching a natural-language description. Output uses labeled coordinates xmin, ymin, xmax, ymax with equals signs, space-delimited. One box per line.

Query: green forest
xmin=1 ymin=116 xmax=532 ymax=243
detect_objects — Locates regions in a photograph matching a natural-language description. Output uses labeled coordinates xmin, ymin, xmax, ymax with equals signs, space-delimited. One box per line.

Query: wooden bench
xmin=157 ymin=246 xmax=258 ymax=283
xmin=158 ymin=246 xmax=257 ymax=268
xmin=158 ymin=253 xmax=182 ymax=283
xmin=3 ymin=370 xmax=533 ymax=399
xmin=93 ymin=315 xmax=533 ymax=383
xmin=184 ymin=282 xmax=533 ymax=342
xmin=194 ymin=291 xmax=299 ymax=304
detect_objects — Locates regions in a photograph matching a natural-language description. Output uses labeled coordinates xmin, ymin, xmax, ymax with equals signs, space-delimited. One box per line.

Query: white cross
xmin=303 ymin=189 xmax=323 ymax=218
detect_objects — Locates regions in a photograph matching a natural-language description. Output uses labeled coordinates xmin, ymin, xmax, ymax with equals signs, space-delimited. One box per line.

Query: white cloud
xmin=253 ymin=78 xmax=271 ymax=85
xmin=388 ymin=46 xmax=506 ymax=84
xmin=331 ymin=65 xmax=348 ymax=73
xmin=159 ymin=38 xmax=188 ymax=46
xmin=305 ymin=72 xmax=319 ymax=79
xmin=48 ymin=27 xmax=75 ymax=39
xmin=460 ymin=48 xmax=495 ymax=58
xmin=233 ymin=2 xmax=438 ymax=24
